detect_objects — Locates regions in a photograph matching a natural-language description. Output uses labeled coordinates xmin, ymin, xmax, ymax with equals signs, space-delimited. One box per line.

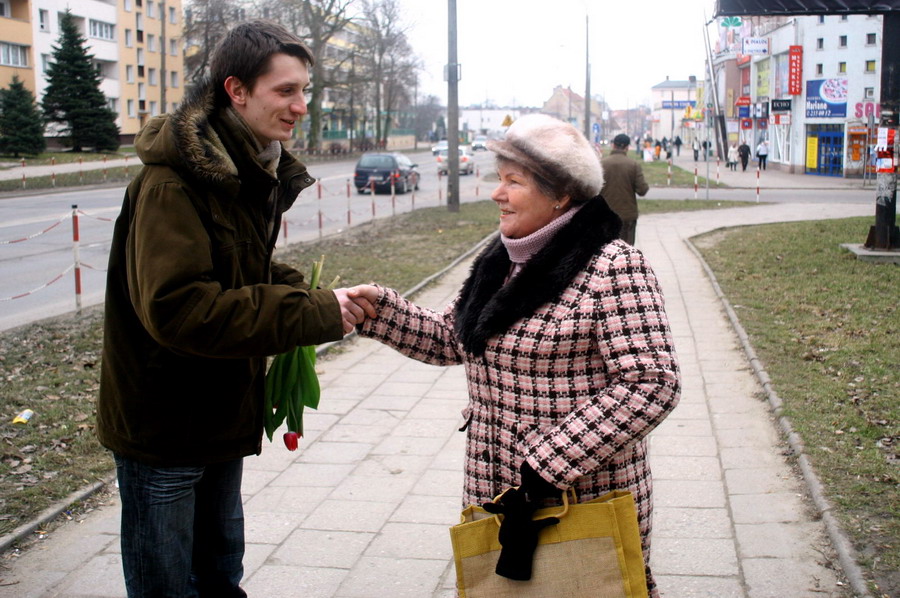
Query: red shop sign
xmin=740 ymin=118 xmax=754 ymax=130
xmin=735 ymin=96 xmax=752 ymax=107
xmin=788 ymin=45 xmax=803 ymax=96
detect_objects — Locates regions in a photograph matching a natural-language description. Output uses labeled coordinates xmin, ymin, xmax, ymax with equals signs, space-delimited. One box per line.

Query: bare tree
xmin=182 ymin=0 xmax=246 ymax=84
xmin=357 ymin=0 xmax=416 ymax=146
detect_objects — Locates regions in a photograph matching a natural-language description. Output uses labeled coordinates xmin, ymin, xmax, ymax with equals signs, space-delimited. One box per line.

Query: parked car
xmin=471 ymin=135 xmax=489 ymax=151
xmin=354 ymin=153 xmax=419 ymax=194
xmin=436 ymin=147 xmax=475 ymax=175
xmin=431 ymin=139 xmax=448 ymax=155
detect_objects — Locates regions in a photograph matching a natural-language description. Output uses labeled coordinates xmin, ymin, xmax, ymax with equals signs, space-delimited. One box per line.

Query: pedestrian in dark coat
xmin=98 ymin=20 xmax=374 ymax=596
xmin=602 ymin=133 xmax=649 ymax=245
xmin=349 ymin=114 xmax=680 ymax=596
xmin=738 ymin=140 xmax=752 ymax=171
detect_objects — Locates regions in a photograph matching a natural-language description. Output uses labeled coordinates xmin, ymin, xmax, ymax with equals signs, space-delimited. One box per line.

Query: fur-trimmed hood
xmin=453 ymin=195 xmax=622 ymax=356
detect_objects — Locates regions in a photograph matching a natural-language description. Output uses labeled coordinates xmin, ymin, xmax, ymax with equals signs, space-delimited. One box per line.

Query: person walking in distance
xmin=727 ymin=142 xmax=739 ymax=171
xmin=737 ymin=139 xmax=752 ymax=172
xmin=692 ymin=137 xmax=700 ymax=161
xmin=602 ymin=134 xmax=650 ymax=245
xmin=756 ymin=138 xmax=769 ymax=170
xmin=97 ymin=20 xmax=375 ymax=597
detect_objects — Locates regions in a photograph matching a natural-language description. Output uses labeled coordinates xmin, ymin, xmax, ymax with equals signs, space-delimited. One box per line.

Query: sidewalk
xmin=0 ymin=158 xmax=136 ymax=182
xmin=0 ymin=198 xmax=873 ymax=597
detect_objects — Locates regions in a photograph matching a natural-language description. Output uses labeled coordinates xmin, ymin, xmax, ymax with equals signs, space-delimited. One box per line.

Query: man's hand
xmin=333 ymin=285 xmax=379 ymax=334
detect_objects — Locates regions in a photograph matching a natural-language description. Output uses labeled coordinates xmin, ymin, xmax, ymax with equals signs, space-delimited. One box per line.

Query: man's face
xmin=227 ymin=52 xmax=310 ymax=145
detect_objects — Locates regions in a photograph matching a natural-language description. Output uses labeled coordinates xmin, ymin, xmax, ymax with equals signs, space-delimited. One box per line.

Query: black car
xmin=354 ymin=152 xmax=419 ymax=194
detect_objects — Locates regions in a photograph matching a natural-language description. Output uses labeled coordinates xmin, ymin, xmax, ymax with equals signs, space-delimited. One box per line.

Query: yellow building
xmin=0 ymin=0 xmax=184 ymax=145
xmin=0 ymin=0 xmax=36 ymax=92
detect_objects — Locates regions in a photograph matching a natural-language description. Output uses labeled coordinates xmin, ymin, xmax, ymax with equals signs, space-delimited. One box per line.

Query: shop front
xmin=804 ymin=79 xmax=849 ymax=176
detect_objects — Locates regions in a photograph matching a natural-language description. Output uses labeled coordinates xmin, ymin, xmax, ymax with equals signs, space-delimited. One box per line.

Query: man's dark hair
xmin=613 ymin=134 xmax=630 ymax=148
xmin=210 ymin=20 xmax=315 ymax=108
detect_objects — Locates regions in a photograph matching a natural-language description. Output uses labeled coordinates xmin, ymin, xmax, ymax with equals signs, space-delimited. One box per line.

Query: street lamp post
xmin=446 ymin=0 xmax=460 ymax=212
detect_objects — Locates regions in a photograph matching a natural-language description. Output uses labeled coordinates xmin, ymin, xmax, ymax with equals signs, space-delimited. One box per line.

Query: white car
xmin=436 ymin=147 xmax=475 ymax=175
xmin=431 ymin=140 xmax=449 ymax=155
xmin=471 ymin=135 xmax=489 ymax=151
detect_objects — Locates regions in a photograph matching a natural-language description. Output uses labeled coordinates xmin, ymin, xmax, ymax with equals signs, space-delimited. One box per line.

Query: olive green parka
xmin=97 ymin=82 xmax=343 ymax=466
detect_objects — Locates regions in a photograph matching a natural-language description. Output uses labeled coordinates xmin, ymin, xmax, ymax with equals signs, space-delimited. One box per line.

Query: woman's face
xmin=491 ymin=162 xmax=566 ymax=239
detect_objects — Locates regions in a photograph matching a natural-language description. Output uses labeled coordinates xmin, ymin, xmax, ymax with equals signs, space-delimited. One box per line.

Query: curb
xmin=0 ymin=472 xmax=117 ymax=555
xmin=0 ymin=231 xmax=498 ymax=558
xmin=685 ymin=234 xmax=873 ymax=598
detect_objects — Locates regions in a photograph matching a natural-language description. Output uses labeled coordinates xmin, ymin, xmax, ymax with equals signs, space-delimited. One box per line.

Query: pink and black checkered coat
xmin=359 ymin=197 xmax=680 ymax=594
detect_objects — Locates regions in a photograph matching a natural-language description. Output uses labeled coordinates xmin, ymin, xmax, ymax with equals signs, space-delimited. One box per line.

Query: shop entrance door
xmin=806 ymin=130 xmax=844 ymax=176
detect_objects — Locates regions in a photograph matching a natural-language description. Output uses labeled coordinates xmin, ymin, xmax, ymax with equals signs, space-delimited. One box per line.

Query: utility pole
xmin=446 ymin=0 xmax=460 ymax=212
xmin=867 ymin=11 xmax=899 ymax=249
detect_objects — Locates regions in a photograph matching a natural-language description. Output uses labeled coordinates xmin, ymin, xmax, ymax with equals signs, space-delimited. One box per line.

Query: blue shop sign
xmin=805 ymin=79 xmax=847 ymax=118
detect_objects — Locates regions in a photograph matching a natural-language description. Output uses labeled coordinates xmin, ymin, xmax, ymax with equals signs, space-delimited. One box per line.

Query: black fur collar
xmin=453 ymin=196 xmax=622 ymax=356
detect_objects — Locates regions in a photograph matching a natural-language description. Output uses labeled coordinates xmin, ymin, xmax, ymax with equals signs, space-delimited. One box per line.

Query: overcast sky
xmin=395 ymin=0 xmax=716 ymax=110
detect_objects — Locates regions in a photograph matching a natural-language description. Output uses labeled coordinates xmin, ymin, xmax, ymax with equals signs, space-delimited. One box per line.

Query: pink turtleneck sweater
xmin=500 ymin=204 xmax=582 ymax=280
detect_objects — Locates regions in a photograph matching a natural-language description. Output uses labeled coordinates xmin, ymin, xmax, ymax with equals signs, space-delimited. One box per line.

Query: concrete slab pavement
xmin=0 ymin=197 xmax=873 ymax=597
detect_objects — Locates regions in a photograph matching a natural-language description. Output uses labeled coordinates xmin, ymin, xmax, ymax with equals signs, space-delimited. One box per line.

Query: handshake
xmin=333 ymin=284 xmax=380 ymax=334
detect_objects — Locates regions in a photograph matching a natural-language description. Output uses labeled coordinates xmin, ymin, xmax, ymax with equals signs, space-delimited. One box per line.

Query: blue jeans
xmin=114 ymin=454 xmax=247 ymax=598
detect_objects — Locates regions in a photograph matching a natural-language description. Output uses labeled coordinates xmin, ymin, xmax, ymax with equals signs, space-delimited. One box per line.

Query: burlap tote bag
xmin=449 ymin=489 xmax=648 ymax=598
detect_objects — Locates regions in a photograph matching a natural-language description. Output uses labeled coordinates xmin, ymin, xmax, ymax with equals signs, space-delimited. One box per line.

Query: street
xmin=0 ymin=150 xmax=495 ymax=332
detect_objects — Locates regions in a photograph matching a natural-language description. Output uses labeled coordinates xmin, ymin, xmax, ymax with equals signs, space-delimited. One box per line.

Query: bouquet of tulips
xmin=263 ymin=257 xmax=338 ymax=450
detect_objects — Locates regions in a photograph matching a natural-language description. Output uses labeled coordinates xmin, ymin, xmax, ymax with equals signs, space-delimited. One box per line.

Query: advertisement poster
xmin=805 ymin=79 xmax=848 ymax=118
xmin=757 ymin=58 xmax=770 ymax=98
xmin=806 ymin=136 xmax=819 ymax=169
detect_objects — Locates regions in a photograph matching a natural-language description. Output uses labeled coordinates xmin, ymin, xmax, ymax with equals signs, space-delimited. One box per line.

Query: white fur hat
xmin=487 ymin=114 xmax=604 ymax=199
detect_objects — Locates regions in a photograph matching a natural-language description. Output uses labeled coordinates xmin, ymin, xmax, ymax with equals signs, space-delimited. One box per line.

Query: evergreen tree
xmin=42 ymin=9 xmax=120 ymax=152
xmin=0 ymin=76 xmax=46 ymax=157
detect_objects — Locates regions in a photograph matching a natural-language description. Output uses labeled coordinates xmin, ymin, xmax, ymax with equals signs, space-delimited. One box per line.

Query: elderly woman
xmin=351 ymin=114 xmax=680 ymax=596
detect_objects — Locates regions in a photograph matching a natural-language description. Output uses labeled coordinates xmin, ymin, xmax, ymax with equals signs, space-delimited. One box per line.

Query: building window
xmin=39 ymin=9 xmax=50 ymax=32
xmin=838 ymin=62 xmax=847 ymax=73
xmin=136 ymin=13 xmax=143 ymax=32
xmin=815 ymin=63 xmax=823 ymax=76
xmin=147 ymin=1 xmax=155 ymax=18
xmin=148 ymin=67 xmax=157 ymax=85
xmin=125 ymin=29 xmax=132 ymax=47
xmin=125 ymin=0 xmax=132 ymax=11
xmin=138 ymin=82 xmax=146 ymax=100
xmin=866 ymin=60 xmax=876 ymax=73
xmin=0 ymin=43 xmax=28 ymax=67
xmin=867 ymin=33 xmax=877 ymax=45
xmin=170 ymin=71 xmax=178 ymax=87
xmin=90 ymin=20 xmax=115 ymax=41
xmin=865 ymin=87 xmax=875 ymax=99
xmin=169 ymin=38 xmax=177 ymax=56
xmin=127 ymin=99 xmax=135 ymax=117
xmin=169 ymin=5 xmax=176 ymax=23
xmin=818 ymin=15 xmax=825 ymax=24
xmin=840 ymin=15 xmax=848 ymax=21
xmin=107 ymin=97 xmax=117 ymax=113
xmin=0 ymin=1 xmax=9 ymax=17
xmin=839 ymin=35 xmax=847 ymax=48
xmin=137 ymin=48 xmax=144 ymax=66
xmin=150 ymin=101 xmax=158 ymax=116
xmin=816 ymin=38 xmax=824 ymax=50
xmin=147 ymin=34 xmax=156 ymax=52
xmin=126 ymin=64 xmax=134 ymax=82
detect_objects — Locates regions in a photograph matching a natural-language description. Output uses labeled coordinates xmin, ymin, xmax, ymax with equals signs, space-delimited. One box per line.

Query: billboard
xmin=805 ymin=79 xmax=848 ymax=117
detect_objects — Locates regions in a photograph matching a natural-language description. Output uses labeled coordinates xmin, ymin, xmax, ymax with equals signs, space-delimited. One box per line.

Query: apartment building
xmin=710 ymin=14 xmax=883 ymax=177
xmin=0 ymin=0 xmax=184 ymax=145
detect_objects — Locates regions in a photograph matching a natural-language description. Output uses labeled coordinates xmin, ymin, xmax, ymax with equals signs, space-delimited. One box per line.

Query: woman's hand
xmin=333 ymin=285 xmax=379 ymax=334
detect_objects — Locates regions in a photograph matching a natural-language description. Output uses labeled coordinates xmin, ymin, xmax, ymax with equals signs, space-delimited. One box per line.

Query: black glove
xmin=481 ymin=463 xmax=561 ymax=581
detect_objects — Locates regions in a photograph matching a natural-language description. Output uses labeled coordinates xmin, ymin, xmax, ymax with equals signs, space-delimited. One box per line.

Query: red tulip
xmin=283 ymin=431 xmax=300 ymax=451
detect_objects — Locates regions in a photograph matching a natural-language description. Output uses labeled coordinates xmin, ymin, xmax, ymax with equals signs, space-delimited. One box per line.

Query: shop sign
xmin=735 ymin=96 xmax=751 ymax=106
xmin=806 ymin=79 xmax=848 ymax=118
xmin=788 ymin=46 xmax=803 ymax=96
xmin=740 ymin=118 xmax=753 ymax=130
xmin=769 ymin=113 xmax=791 ymax=125
xmin=738 ymin=106 xmax=750 ymax=118
xmin=853 ymin=101 xmax=881 ymax=119
xmin=662 ymin=100 xmax=695 ymax=109
xmin=757 ymin=119 xmax=768 ymax=129
xmin=771 ymin=99 xmax=792 ymax=112
xmin=806 ymin=136 xmax=819 ymax=170
xmin=742 ymin=37 xmax=770 ymax=55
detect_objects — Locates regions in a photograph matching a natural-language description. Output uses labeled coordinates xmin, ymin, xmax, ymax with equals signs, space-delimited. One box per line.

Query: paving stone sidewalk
xmin=0 ymin=200 xmax=872 ymax=598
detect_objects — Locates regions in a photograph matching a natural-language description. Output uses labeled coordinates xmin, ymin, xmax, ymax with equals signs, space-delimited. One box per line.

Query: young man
xmin=97 ymin=20 xmax=374 ymax=597
xmin=601 ymin=133 xmax=650 ymax=245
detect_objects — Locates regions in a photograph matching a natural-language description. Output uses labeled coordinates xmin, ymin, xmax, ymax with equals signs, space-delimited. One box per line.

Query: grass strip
xmin=694 ymin=217 xmax=898 ymax=596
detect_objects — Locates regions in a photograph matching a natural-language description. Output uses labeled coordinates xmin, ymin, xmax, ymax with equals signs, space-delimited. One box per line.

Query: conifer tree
xmin=0 ymin=76 xmax=46 ymax=157
xmin=42 ymin=9 xmax=120 ymax=152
